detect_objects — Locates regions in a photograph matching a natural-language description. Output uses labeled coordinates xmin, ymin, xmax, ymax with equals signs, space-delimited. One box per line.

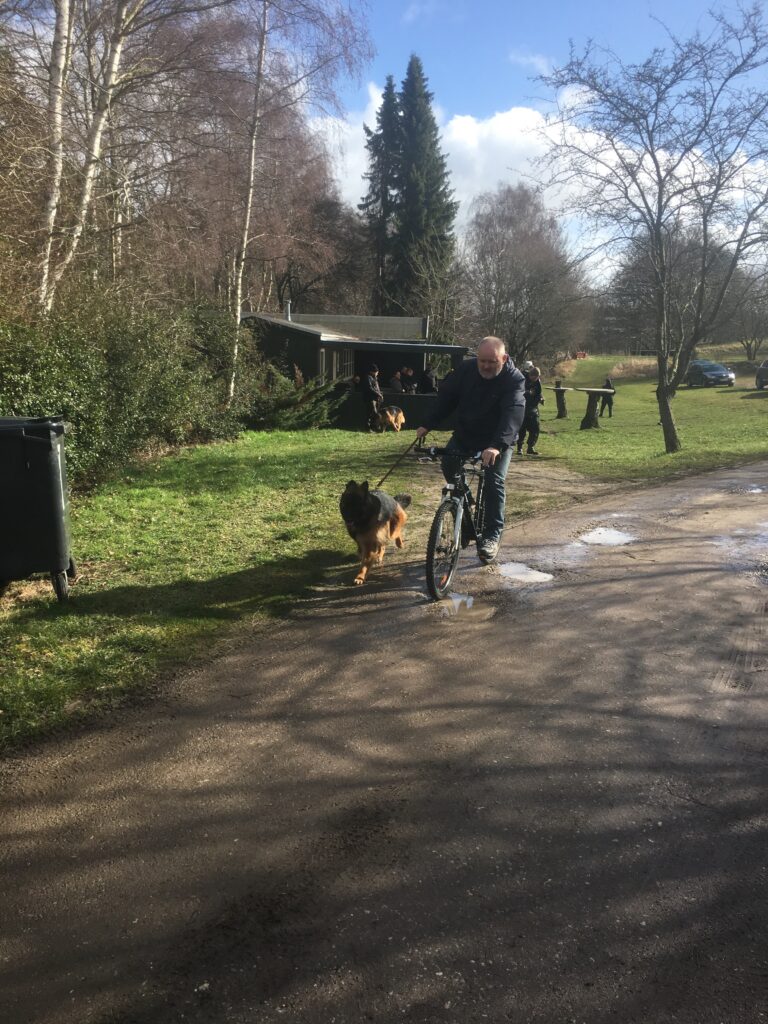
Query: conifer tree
xmin=393 ymin=55 xmax=457 ymax=315
xmin=359 ymin=76 xmax=401 ymax=314
xmin=360 ymin=56 xmax=457 ymax=321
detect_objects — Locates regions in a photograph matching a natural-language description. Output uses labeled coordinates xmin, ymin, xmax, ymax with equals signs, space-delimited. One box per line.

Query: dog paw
xmin=354 ymin=576 xmax=365 ymax=585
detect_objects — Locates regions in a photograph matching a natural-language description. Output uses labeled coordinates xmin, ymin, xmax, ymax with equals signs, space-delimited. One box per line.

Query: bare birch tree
xmin=217 ymin=0 xmax=371 ymax=405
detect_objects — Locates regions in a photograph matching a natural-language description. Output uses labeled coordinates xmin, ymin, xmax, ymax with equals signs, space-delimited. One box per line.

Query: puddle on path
xmin=498 ymin=562 xmax=554 ymax=584
xmin=579 ymin=527 xmax=636 ymax=546
xmin=710 ymin=530 xmax=768 ymax=568
xmin=728 ymin=484 xmax=765 ymax=494
xmin=526 ymin=542 xmax=589 ymax=570
xmin=434 ymin=592 xmax=498 ymax=621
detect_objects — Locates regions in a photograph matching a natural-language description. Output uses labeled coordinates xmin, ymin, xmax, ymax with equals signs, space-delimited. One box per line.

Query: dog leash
xmin=374 ymin=437 xmax=421 ymax=490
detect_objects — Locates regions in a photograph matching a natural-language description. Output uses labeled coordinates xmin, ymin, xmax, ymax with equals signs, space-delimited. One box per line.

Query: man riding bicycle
xmin=415 ymin=336 xmax=526 ymax=562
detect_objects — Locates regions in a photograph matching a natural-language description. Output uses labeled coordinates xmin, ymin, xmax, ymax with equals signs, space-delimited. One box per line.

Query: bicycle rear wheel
xmin=426 ymin=499 xmax=462 ymax=600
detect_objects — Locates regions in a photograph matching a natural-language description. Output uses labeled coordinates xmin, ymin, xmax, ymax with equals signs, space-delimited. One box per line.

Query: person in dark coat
xmin=517 ymin=366 xmax=544 ymax=455
xmin=416 ymin=337 xmax=526 ymax=562
xmin=418 ymin=364 xmax=438 ymax=393
xmin=400 ymin=366 xmax=417 ymax=393
xmin=388 ymin=370 xmax=404 ymax=393
xmin=362 ymin=365 xmax=384 ymax=431
xmin=600 ymin=377 xmax=614 ymax=417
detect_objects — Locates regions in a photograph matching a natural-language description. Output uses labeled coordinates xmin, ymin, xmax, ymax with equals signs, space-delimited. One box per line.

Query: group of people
xmin=388 ymin=365 xmax=438 ymax=394
xmin=360 ymin=363 xmax=440 ymax=432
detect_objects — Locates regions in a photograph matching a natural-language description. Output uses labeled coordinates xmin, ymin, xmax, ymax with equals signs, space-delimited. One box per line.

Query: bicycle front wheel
xmin=426 ymin=499 xmax=462 ymax=600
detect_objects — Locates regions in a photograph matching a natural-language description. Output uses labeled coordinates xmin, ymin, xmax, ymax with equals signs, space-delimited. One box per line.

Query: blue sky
xmin=318 ymin=0 xmax=743 ymax=218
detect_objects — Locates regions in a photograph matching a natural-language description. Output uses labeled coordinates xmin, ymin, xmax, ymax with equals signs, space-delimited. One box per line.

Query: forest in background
xmin=2 ymin=0 xmax=768 ymax=477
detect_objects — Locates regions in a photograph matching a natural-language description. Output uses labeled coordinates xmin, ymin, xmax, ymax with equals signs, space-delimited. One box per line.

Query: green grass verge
xmin=548 ymin=354 xmax=768 ymax=479
xmin=1 ymin=357 xmax=766 ymax=751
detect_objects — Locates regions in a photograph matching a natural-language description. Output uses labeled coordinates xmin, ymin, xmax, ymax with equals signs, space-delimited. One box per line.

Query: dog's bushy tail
xmin=394 ymin=493 xmax=412 ymax=510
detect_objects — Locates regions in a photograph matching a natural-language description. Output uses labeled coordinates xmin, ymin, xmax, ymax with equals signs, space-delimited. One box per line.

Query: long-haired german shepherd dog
xmin=340 ymin=480 xmax=412 ymax=585
xmin=375 ymin=405 xmax=406 ymax=432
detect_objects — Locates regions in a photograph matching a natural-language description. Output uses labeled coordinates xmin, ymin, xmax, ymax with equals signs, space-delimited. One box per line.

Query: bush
xmin=250 ymin=362 xmax=346 ymax=430
xmin=0 ymin=304 xmax=241 ymax=486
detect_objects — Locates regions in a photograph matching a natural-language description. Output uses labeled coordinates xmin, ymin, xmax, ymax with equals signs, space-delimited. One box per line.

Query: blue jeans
xmin=441 ymin=436 xmax=513 ymax=542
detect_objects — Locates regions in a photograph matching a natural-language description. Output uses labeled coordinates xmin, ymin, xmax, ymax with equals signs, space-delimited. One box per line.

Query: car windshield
xmin=696 ymin=362 xmax=727 ymax=371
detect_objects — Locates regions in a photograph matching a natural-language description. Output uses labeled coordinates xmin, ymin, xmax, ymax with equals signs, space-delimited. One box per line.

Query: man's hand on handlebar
xmin=481 ymin=447 xmax=500 ymax=467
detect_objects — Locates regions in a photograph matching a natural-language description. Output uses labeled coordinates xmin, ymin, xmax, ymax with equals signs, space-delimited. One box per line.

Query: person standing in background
xmin=517 ymin=366 xmax=544 ymax=455
xmin=600 ymin=377 xmax=615 ymax=417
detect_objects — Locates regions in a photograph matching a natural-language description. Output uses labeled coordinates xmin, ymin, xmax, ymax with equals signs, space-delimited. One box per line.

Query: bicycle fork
xmin=442 ymin=485 xmax=472 ymax=549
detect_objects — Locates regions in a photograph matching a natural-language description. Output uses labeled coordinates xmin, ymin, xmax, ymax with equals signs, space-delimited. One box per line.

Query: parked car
xmin=755 ymin=360 xmax=768 ymax=389
xmin=684 ymin=359 xmax=736 ymax=387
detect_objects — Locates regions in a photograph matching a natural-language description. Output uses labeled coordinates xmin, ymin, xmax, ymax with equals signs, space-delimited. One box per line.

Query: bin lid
xmin=0 ymin=416 xmax=66 ymax=437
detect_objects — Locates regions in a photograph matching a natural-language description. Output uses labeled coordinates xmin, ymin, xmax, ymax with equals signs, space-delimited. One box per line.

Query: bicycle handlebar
xmin=418 ymin=445 xmax=483 ymax=462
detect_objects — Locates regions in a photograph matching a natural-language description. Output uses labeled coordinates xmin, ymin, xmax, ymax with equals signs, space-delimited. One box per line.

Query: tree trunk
xmin=579 ymin=392 xmax=600 ymax=429
xmin=554 ymin=379 xmax=568 ymax=418
xmin=226 ymin=0 xmax=268 ymax=408
xmin=39 ymin=0 xmax=73 ymax=311
xmin=656 ymin=383 xmax=681 ymax=453
xmin=44 ymin=2 xmax=132 ymax=311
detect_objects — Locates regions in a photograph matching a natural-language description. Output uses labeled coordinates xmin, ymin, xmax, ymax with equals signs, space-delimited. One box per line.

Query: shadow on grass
xmin=8 ymin=549 xmax=351 ymax=626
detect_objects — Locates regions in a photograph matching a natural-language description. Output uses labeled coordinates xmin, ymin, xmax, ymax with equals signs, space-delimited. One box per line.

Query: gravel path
xmin=2 ymin=460 xmax=767 ymax=1024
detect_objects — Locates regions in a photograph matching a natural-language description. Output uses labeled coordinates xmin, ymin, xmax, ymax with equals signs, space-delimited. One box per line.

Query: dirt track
xmin=2 ymin=460 xmax=768 ymax=1024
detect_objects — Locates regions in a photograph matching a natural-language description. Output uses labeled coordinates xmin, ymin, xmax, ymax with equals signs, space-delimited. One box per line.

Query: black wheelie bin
xmin=0 ymin=416 xmax=77 ymax=601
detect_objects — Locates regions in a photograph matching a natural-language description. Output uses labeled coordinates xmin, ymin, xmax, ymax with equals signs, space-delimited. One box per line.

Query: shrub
xmin=250 ymin=362 xmax=346 ymax=430
xmin=0 ymin=304 xmax=240 ymax=486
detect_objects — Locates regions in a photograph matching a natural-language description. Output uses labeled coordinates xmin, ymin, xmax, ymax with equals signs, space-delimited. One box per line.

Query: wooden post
xmin=580 ymin=392 xmax=601 ymax=429
xmin=554 ymin=379 xmax=568 ymax=419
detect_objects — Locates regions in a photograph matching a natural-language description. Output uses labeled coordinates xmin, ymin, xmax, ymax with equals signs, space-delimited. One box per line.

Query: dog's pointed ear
xmin=345 ymin=479 xmax=357 ymax=490
xmin=361 ymin=481 xmax=369 ymax=493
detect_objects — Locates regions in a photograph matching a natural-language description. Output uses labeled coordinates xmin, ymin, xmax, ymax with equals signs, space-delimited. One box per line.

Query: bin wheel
xmin=52 ymin=571 xmax=70 ymax=602
xmin=67 ymin=557 xmax=78 ymax=580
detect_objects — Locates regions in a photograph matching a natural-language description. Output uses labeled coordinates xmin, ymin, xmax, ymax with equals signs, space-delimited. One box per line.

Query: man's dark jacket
xmin=524 ymin=377 xmax=543 ymax=411
xmin=422 ymin=357 xmax=526 ymax=451
xmin=362 ymin=373 xmax=383 ymax=403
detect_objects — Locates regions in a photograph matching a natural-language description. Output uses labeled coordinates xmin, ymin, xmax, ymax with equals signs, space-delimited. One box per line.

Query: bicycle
xmin=421 ymin=446 xmax=490 ymax=600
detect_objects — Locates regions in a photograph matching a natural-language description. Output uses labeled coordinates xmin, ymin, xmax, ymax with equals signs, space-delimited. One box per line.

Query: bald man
xmin=416 ymin=337 xmax=526 ymax=562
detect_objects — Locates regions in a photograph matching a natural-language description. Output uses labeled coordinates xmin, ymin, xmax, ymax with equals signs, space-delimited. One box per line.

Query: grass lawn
xmin=1 ymin=356 xmax=766 ymax=750
xmin=544 ymin=354 xmax=768 ymax=479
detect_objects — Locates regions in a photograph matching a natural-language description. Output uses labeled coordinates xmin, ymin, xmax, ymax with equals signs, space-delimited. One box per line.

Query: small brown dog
xmin=339 ymin=480 xmax=411 ymax=584
xmin=375 ymin=405 xmax=406 ymax=432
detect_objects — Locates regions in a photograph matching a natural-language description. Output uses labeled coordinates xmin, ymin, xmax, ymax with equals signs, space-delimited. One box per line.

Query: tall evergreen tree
xmin=359 ymin=75 xmax=401 ymax=314
xmin=393 ymin=55 xmax=457 ymax=316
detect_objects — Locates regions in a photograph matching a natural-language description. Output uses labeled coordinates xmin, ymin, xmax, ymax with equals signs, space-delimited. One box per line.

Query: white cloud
xmin=508 ymin=49 xmax=552 ymax=77
xmin=443 ymin=106 xmax=549 ymax=219
xmin=402 ymin=1 xmax=439 ymax=24
xmin=312 ymin=87 xmax=551 ymax=227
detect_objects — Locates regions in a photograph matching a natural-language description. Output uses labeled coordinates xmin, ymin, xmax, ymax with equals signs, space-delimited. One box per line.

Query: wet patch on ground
xmin=578 ymin=527 xmax=636 ymax=546
xmin=727 ymin=484 xmax=765 ymax=494
xmin=709 ymin=527 xmax=768 ymax=572
xmin=497 ymin=562 xmax=554 ymax=584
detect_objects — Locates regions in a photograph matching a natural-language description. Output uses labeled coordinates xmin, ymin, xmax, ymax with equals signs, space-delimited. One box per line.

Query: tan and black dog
xmin=375 ymin=405 xmax=406 ymax=432
xmin=340 ymin=480 xmax=411 ymax=584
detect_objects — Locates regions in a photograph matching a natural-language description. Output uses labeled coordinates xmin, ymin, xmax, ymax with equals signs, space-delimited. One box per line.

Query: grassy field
xmin=1 ymin=355 xmax=766 ymax=750
xmin=544 ymin=353 xmax=768 ymax=479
